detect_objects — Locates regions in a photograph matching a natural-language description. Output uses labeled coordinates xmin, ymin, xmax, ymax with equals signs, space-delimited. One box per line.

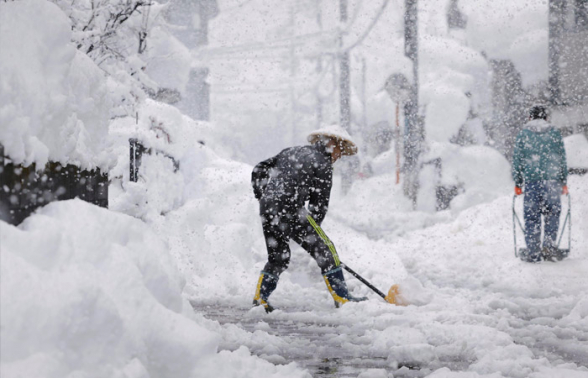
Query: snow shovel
xmin=341 ymin=263 xmax=408 ymax=305
xmin=512 ymin=193 xmax=571 ymax=260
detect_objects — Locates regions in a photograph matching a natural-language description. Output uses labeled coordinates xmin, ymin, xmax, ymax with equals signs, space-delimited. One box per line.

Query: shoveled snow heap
xmin=0 ymin=200 xmax=310 ymax=378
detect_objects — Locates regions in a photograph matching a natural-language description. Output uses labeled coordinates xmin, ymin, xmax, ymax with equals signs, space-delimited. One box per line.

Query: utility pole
xmin=316 ymin=3 xmax=324 ymax=128
xmin=548 ymin=0 xmax=564 ymax=105
xmin=361 ymin=56 xmax=368 ymax=133
xmin=385 ymin=73 xmax=410 ymax=186
xmin=340 ymin=0 xmax=351 ymax=132
xmin=395 ymin=102 xmax=400 ymax=184
xmin=289 ymin=2 xmax=297 ymax=144
xmin=403 ymin=0 xmax=422 ymax=205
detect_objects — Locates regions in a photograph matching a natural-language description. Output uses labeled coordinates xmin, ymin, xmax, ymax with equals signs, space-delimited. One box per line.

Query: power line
xmin=343 ymin=0 xmax=390 ymax=52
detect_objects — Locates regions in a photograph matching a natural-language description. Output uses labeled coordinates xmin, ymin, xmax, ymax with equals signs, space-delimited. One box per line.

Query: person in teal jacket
xmin=512 ymin=105 xmax=569 ymax=262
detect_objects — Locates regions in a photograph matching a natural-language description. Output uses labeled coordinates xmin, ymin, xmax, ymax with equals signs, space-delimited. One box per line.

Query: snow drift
xmin=0 ymin=200 xmax=311 ymax=378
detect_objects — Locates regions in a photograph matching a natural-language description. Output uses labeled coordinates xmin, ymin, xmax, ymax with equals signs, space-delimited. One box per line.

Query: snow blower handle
xmin=340 ymin=263 xmax=386 ymax=299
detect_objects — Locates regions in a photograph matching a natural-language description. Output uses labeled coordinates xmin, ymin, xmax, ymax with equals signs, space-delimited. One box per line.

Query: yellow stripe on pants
xmin=306 ymin=215 xmax=340 ymax=266
xmin=253 ymin=273 xmax=264 ymax=301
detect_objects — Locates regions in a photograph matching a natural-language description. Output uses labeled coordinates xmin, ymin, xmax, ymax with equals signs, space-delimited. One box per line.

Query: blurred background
xmin=139 ymin=0 xmax=588 ymax=212
xmin=2 ymin=0 xmax=587 ymax=221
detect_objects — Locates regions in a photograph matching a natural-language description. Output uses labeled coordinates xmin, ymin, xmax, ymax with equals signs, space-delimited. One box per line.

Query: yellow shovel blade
xmin=385 ymin=284 xmax=409 ymax=306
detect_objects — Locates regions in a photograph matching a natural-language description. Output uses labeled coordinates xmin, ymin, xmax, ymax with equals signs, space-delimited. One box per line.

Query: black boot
xmin=252 ymin=271 xmax=278 ymax=313
xmin=323 ymin=267 xmax=367 ymax=308
xmin=542 ymin=245 xmax=569 ymax=262
xmin=519 ymin=248 xmax=542 ymax=263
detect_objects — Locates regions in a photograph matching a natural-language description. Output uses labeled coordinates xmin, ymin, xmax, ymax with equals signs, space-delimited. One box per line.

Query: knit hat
xmin=529 ymin=105 xmax=548 ymax=120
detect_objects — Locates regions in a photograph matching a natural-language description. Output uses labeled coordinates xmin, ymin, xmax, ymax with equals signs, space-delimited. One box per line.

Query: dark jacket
xmin=252 ymin=143 xmax=333 ymax=225
xmin=512 ymin=119 xmax=568 ymax=188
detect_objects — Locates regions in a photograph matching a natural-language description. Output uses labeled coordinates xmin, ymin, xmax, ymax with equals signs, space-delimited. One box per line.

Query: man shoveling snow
xmin=250 ymin=125 xmax=367 ymax=312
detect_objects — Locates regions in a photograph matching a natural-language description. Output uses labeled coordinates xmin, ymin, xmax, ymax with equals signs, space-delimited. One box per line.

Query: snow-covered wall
xmin=0 ymin=0 xmax=112 ymax=170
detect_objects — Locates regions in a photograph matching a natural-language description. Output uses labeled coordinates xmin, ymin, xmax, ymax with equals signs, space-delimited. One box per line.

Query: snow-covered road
xmin=183 ymin=172 xmax=588 ymax=378
xmin=192 ymin=303 xmax=395 ymax=377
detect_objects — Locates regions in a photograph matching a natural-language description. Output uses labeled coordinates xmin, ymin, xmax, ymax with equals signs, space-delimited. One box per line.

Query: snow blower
xmin=341 ymin=263 xmax=408 ymax=305
xmin=512 ymin=193 xmax=571 ymax=261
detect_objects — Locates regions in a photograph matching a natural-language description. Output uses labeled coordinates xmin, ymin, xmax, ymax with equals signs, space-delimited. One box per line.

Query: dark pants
xmin=524 ymin=181 xmax=561 ymax=256
xmin=259 ymin=200 xmax=340 ymax=278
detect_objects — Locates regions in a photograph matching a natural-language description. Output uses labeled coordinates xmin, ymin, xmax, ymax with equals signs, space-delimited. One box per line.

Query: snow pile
xmin=332 ymin=142 xmax=513 ymax=233
xmin=108 ymin=99 xmax=222 ymax=220
xmin=461 ymin=0 xmax=549 ymax=87
xmin=425 ymin=143 xmax=513 ymax=212
xmin=0 ymin=0 xmax=112 ymax=170
xmin=419 ymin=36 xmax=488 ymax=144
xmin=110 ymin=99 xmax=221 ymax=162
xmin=331 ymin=173 xmax=445 ymax=237
xmin=0 ymin=199 xmax=310 ymax=378
xmin=49 ymin=0 xmax=193 ymax=117
xmin=564 ymin=134 xmax=588 ymax=169
xmin=143 ymin=25 xmax=192 ymax=96
xmin=1 ymin=200 xmax=212 ymax=377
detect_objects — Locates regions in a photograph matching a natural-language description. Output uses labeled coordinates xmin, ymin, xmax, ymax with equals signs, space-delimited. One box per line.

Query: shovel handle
xmin=341 ymin=263 xmax=387 ymax=299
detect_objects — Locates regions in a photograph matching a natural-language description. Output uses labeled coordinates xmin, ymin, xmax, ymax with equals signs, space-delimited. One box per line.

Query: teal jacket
xmin=512 ymin=119 xmax=567 ymax=187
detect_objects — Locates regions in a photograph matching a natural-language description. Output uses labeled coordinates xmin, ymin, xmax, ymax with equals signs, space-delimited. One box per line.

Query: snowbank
xmin=420 ymin=37 xmax=488 ymax=144
xmin=144 ymin=25 xmax=192 ymax=96
xmin=336 ymin=142 xmax=512 ymax=229
xmin=108 ymin=99 xmax=222 ymax=219
xmin=461 ymin=0 xmax=548 ymax=87
xmin=0 ymin=200 xmax=310 ymax=378
xmin=425 ymin=143 xmax=513 ymax=212
xmin=1 ymin=200 xmax=215 ymax=377
xmin=0 ymin=0 xmax=112 ymax=170
xmin=564 ymin=134 xmax=588 ymax=169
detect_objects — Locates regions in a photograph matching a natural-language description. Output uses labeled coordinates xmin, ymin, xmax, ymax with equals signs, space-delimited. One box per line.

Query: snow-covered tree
xmin=51 ymin=0 xmax=190 ymax=117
